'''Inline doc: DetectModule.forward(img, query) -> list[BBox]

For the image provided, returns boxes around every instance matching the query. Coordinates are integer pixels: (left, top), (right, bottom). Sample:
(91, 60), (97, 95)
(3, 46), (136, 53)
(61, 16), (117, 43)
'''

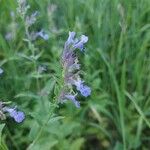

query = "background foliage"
(0, 0), (150, 149)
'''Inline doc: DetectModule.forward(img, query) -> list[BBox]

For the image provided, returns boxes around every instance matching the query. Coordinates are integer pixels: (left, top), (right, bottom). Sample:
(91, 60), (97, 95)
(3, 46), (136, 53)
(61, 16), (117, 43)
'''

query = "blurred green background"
(0, 0), (150, 149)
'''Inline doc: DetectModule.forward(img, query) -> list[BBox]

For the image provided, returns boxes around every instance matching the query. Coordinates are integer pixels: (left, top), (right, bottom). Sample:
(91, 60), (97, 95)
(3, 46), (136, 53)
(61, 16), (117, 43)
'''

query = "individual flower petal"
(73, 79), (84, 89)
(79, 85), (91, 97)
(66, 31), (76, 45)
(74, 79), (91, 97)
(65, 94), (80, 108)
(5, 108), (17, 117)
(14, 111), (25, 123)
(81, 35), (88, 43)
(73, 35), (88, 51)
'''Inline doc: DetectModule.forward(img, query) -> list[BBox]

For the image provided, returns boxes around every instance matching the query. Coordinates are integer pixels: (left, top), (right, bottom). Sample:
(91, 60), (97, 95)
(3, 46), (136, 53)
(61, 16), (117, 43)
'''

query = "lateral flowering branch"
(17, 0), (49, 41)
(0, 69), (25, 123)
(59, 31), (91, 108)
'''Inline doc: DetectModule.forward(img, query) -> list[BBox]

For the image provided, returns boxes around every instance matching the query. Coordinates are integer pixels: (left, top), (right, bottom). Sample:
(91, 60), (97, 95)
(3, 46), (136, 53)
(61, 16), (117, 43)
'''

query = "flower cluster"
(59, 31), (91, 108)
(0, 102), (25, 123)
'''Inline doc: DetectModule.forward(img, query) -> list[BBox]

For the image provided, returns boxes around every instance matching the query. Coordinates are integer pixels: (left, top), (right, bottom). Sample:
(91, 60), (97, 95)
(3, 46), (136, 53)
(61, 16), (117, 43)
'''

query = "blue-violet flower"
(74, 79), (91, 97)
(3, 107), (25, 123)
(65, 94), (80, 108)
(36, 30), (49, 40)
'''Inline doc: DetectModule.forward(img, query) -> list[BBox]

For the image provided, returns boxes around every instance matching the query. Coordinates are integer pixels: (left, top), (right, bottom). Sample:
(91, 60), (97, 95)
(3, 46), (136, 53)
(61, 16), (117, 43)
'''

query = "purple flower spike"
(60, 31), (90, 108)
(65, 94), (80, 108)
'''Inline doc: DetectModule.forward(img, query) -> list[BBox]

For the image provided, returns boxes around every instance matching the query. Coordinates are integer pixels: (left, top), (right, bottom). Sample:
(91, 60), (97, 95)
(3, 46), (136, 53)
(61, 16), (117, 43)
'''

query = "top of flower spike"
(65, 31), (88, 51)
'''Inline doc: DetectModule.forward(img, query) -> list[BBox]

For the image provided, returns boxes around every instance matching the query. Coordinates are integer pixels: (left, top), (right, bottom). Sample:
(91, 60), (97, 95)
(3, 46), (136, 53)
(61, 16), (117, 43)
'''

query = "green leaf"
(70, 138), (85, 150)
(0, 124), (5, 141)
(0, 124), (8, 150)
(113, 141), (123, 150)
